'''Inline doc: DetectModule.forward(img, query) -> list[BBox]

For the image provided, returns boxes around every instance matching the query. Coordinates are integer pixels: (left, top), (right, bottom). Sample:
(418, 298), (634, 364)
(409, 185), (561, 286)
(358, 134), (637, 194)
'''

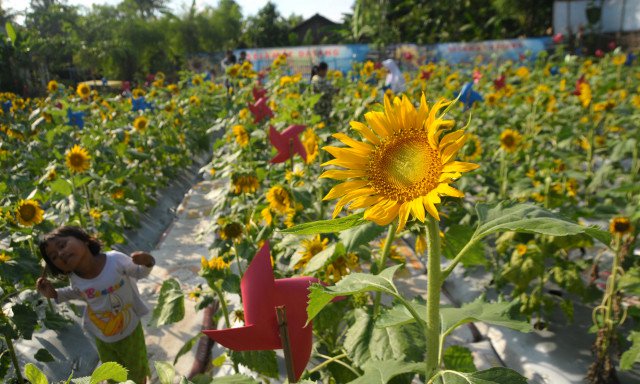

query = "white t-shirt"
(56, 251), (152, 342)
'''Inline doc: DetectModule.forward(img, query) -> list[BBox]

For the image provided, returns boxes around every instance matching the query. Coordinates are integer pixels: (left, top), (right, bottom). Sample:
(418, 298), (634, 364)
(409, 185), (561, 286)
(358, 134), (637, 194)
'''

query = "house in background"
(291, 13), (340, 45)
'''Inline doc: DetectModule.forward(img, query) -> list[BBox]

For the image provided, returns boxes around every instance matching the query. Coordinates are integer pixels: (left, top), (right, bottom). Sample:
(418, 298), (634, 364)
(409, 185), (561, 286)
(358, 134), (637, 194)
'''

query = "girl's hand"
(131, 251), (155, 268)
(36, 278), (58, 299)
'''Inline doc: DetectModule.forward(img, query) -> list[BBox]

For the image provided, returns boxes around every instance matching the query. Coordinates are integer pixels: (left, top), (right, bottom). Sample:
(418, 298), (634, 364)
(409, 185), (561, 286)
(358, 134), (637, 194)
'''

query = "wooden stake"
(276, 306), (296, 383)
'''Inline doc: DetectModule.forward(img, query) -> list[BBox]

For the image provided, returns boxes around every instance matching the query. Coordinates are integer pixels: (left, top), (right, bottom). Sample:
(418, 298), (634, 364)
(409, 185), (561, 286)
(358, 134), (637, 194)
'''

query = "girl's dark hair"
(39, 226), (101, 276)
(318, 62), (328, 71)
(311, 65), (319, 80)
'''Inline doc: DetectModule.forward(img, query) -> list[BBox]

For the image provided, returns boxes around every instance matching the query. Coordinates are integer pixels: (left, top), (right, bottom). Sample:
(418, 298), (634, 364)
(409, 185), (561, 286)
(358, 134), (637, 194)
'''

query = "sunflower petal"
(397, 202), (412, 231)
(436, 183), (464, 198)
(441, 161), (480, 173)
(320, 169), (367, 180)
(350, 121), (380, 145)
(323, 180), (370, 201)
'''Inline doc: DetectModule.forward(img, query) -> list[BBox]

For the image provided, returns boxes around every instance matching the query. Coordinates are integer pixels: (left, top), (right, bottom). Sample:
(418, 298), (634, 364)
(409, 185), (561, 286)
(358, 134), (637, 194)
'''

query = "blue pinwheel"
(131, 96), (153, 112)
(626, 52), (636, 67)
(101, 77), (108, 86)
(458, 82), (483, 110)
(550, 66), (559, 75)
(2, 100), (12, 114)
(67, 108), (85, 129)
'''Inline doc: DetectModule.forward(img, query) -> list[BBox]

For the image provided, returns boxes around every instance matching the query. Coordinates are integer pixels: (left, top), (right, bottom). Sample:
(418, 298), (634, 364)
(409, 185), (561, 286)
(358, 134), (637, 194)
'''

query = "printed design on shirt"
(83, 278), (125, 299)
(87, 293), (132, 337)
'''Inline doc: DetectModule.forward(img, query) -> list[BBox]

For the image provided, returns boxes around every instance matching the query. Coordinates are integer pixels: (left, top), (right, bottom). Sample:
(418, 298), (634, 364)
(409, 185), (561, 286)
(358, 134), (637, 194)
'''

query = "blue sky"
(4, 0), (354, 23)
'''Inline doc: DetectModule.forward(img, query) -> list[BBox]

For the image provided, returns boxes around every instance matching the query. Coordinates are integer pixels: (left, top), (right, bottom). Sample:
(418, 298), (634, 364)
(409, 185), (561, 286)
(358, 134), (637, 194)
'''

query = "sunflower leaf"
(621, 331), (640, 370)
(279, 213), (365, 235)
(307, 265), (402, 323)
(433, 367), (528, 384)
(474, 202), (610, 245)
(346, 358), (423, 384)
(440, 297), (532, 338)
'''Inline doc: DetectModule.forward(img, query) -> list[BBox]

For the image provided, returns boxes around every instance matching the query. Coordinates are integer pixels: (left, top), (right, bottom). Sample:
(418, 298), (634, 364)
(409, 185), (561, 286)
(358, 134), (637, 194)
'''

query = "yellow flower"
(0, 252), (11, 263)
(239, 108), (249, 120)
(227, 64), (241, 77)
(381, 239), (404, 263)
(232, 175), (259, 194)
(609, 217), (633, 236)
(16, 199), (44, 227)
(111, 189), (125, 199)
(167, 84), (179, 95)
(220, 222), (243, 242)
(516, 244), (528, 255)
(515, 66), (530, 79)
(444, 73), (459, 90)
(295, 235), (328, 270)
(415, 233), (427, 255)
(232, 125), (249, 147)
(189, 95), (200, 106)
(579, 137), (591, 150)
(302, 128), (319, 164)
(578, 83), (592, 108)
(76, 83), (90, 99)
(499, 129), (522, 153)
(321, 94), (479, 230)
(461, 134), (482, 161)
(133, 116), (149, 132)
(208, 256), (230, 270)
(630, 95), (640, 109)
(89, 208), (101, 220)
(132, 88), (145, 98)
(65, 145), (91, 173)
(192, 75), (203, 86)
(261, 208), (273, 226)
(47, 80), (59, 93)
(188, 286), (202, 301)
(266, 186), (291, 214)
(485, 93), (500, 106)
(612, 54), (626, 66)
(361, 61), (375, 77)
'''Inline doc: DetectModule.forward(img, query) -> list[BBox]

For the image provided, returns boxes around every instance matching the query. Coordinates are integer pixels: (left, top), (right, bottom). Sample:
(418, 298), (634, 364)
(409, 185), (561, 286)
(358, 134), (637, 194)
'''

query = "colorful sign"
(433, 37), (553, 64)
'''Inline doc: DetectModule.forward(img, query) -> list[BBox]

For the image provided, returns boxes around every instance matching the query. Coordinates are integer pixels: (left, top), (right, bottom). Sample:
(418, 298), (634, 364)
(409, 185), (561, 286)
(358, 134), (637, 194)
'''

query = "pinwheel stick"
(276, 306), (296, 383)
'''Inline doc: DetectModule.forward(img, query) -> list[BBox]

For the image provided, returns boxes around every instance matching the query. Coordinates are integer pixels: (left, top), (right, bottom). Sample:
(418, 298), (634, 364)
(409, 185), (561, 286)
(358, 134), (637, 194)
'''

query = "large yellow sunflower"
(16, 199), (44, 227)
(321, 94), (479, 230)
(65, 145), (91, 173)
(499, 129), (522, 153)
(295, 235), (329, 270)
(232, 125), (249, 147)
(609, 217), (633, 236)
(47, 80), (59, 93)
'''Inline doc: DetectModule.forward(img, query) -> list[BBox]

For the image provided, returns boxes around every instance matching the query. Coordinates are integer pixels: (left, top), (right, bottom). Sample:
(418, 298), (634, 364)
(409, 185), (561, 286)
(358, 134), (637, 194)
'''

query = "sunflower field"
(2, 45), (640, 384)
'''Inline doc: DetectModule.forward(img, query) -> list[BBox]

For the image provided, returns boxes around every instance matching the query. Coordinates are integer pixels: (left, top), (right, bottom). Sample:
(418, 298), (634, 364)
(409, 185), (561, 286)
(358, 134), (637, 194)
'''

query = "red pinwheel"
(420, 70), (432, 81)
(493, 74), (506, 90)
(252, 86), (267, 101)
(269, 125), (307, 164)
(249, 97), (274, 123)
(203, 242), (318, 381)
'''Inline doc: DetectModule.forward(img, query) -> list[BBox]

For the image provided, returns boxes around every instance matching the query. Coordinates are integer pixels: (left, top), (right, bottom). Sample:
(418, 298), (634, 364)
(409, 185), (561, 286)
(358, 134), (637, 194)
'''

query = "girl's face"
(45, 236), (92, 273)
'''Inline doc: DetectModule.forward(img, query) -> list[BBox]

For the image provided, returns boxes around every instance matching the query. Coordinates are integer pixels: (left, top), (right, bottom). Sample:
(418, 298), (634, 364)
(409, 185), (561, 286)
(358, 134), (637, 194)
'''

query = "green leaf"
(5, 22), (16, 46)
(442, 225), (486, 266)
(12, 303), (38, 339)
(443, 346), (476, 373)
(209, 375), (260, 383)
(44, 309), (72, 330)
(173, 334), (203, 365)
(155, 361), (175, 384)
(433, 367), (528, 384)
(307, 265), (402, 322)
(24, 363), (49, 384)
(440, 298), (532, 338)
(150, 278), (185, 327)
(376, 301), (426, 328)
(474, 203), (610, 245)
(35, 348), (55, 362)
(49, 178), (73, 197)
(620, 331), (640, 370)
(230, 350), (278, 379)
(339, 221), (386, 253)
(303, 243), (344, 274)
(619, 267), (640, 296)
(279, 213), (365, 235)
(347, 359), (423, 384)
(90, 362), (128, 384)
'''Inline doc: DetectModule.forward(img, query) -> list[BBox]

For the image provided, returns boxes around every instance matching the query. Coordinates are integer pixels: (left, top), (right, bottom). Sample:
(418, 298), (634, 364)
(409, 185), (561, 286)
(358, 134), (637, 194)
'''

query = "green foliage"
(34, 348), (54, 363)
(150, 278), (185, 327)
(209, 375), (261, 383)
(155, 361), (175, 384)
(433, 367), (528, 384)
(346, 359), (424, 384)
(620, 331), (640, 371)
(443, 346), (476, 373)
(90, 362), (128, 384)
(24, 363), (48, 384)
(280, 213), (365, 235)
(230, 351), (279, 379)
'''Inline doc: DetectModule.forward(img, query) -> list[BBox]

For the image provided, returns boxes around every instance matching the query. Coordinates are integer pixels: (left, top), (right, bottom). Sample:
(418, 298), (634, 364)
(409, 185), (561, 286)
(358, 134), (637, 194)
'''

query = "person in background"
(382, 59), (406, 93)
(238, 51), (251, 65)
(311, 62), (337, 125)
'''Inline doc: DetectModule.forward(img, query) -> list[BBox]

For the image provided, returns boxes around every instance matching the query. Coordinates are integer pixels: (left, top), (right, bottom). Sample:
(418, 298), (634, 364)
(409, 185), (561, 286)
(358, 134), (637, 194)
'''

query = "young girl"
(36, 226), (155, 384)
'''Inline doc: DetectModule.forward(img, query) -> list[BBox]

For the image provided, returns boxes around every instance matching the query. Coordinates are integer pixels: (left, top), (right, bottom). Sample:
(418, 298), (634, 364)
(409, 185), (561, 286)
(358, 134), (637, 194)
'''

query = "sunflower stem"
(373, 221), (397, 318)
(0, 311), (23, 384)
(211, 282), (239, 374)
(425, 215), (442, 381)
(499, 151), (508, 199)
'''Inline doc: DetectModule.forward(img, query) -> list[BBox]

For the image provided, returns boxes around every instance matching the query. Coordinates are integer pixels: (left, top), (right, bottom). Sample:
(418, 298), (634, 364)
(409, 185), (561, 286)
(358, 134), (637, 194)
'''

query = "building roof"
(291, 13), (340, 33)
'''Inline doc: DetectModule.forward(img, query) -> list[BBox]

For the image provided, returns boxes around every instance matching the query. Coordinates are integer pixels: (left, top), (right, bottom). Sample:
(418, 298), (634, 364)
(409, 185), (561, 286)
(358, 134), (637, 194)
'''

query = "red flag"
(203, 242), (317, 381)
